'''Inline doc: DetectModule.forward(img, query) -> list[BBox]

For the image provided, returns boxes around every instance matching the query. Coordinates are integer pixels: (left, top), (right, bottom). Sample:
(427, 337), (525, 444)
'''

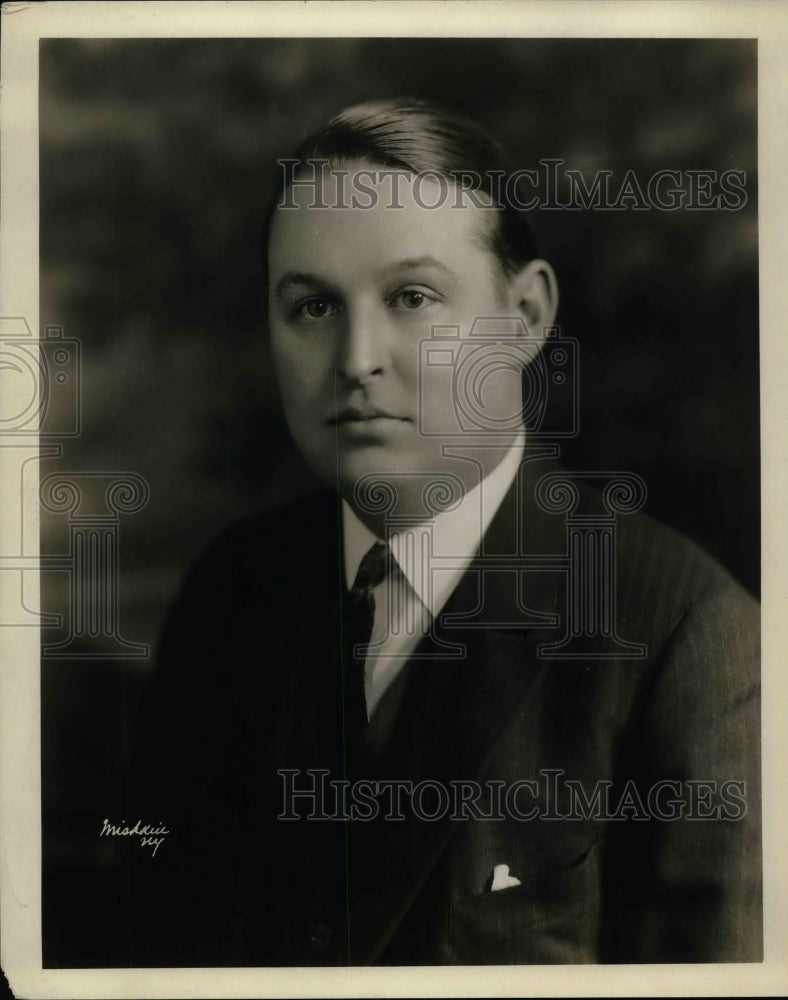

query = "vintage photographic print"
(1, 2), (786, 998)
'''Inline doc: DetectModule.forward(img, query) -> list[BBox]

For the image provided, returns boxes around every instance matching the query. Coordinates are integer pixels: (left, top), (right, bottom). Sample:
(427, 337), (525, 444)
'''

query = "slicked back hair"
(265, 98), (539, 277)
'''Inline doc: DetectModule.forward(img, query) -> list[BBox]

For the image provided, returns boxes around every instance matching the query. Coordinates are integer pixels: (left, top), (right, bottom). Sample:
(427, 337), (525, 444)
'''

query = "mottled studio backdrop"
(39, 38), (758, 965)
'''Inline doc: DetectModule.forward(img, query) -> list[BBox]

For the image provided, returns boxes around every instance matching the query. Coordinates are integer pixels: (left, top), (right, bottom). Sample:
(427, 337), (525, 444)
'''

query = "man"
(130, 100), (761, 965)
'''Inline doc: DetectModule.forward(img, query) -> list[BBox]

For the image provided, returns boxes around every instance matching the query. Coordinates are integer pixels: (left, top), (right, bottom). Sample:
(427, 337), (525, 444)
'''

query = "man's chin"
(302, 439), (482, 512)
(334, 458), (476, 526)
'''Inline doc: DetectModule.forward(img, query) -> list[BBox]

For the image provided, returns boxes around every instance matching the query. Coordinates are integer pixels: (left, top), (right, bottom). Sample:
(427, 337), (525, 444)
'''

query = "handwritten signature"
(100, 818), (169, 856)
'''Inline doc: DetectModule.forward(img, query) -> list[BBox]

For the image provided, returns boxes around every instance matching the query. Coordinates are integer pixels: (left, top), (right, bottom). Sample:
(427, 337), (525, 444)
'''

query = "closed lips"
(331, 409), (409, 423)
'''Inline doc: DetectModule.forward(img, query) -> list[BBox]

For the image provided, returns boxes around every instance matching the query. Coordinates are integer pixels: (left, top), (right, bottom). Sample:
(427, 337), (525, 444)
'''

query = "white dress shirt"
(343, 436), (525, 717)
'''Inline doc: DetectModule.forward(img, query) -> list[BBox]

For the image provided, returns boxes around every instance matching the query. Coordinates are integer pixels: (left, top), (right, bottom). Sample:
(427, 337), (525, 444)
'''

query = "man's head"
(266, 100), (558, 527)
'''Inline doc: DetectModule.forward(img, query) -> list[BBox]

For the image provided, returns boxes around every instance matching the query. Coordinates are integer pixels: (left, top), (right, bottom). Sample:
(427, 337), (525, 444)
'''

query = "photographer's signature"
(100, 818), (169, 856)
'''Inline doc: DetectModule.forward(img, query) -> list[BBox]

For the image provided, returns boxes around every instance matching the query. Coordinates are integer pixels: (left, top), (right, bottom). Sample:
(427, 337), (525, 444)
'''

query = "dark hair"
(265, 98), (539, 275)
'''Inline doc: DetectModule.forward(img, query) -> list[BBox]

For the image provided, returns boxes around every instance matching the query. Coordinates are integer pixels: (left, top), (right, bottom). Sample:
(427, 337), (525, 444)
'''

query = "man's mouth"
(330, 407), (410, 425)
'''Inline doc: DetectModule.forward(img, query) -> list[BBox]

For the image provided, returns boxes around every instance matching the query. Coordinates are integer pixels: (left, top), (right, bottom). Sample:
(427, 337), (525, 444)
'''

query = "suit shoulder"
(170, 489), (340, 604)
(195, 490), (337, 563)
(563, 470), (750, 600)
(617, 504), (750, 604)
(552, 471), (758, 657)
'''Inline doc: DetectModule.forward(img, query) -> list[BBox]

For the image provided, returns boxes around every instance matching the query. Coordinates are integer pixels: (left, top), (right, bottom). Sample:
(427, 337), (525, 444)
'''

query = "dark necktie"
(342, 541), (390, 758)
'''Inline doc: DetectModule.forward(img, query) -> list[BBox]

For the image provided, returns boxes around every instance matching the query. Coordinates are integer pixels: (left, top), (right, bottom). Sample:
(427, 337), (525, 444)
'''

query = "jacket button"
(308, 923), (332, 948)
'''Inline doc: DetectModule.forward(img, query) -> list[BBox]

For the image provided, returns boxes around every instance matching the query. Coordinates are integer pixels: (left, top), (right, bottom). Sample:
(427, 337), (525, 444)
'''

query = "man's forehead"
(268, 164), (498, 275)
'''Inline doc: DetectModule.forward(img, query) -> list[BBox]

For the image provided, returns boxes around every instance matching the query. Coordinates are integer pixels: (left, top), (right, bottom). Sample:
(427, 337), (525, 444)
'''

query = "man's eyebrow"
(387, 256), (455, 277)
(273, 272), (330, 299)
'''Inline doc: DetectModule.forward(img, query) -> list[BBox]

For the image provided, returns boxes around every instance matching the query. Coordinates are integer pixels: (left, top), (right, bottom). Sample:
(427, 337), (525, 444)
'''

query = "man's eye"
(294, 297), (338, 320)
(391, 289), (435, 311)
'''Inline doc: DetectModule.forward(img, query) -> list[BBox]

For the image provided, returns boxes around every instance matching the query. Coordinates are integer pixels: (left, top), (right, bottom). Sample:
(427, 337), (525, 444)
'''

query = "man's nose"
(335, 307), (388, 384)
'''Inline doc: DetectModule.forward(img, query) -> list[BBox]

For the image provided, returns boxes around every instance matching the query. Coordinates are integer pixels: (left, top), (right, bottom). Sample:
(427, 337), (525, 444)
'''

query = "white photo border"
(1, 2), (786, 997)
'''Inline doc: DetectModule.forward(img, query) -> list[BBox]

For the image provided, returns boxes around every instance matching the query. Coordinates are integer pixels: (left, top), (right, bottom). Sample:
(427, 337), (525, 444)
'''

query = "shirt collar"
(342, 434), (525, 616)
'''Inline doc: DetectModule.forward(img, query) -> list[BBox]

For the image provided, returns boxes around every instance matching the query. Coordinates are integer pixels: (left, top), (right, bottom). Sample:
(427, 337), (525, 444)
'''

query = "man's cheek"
(416, 357), (463, 439)
(276, 365), (323, 411)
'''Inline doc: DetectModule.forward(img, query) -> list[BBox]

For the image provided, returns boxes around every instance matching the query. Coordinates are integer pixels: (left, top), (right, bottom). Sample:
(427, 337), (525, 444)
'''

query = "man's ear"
(505, 259), (559, 344)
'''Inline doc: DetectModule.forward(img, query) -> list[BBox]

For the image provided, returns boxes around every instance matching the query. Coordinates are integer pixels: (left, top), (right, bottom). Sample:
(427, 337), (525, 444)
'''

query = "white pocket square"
(490, 863), (522, 891)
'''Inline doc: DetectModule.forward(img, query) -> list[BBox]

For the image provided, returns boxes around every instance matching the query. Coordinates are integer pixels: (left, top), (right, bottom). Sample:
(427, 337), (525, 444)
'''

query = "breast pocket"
(445, 842), (603, 965)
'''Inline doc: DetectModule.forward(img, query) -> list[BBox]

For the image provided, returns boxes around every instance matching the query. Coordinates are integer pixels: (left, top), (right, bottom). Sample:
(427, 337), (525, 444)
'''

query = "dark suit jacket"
(129, 452), (761, 966)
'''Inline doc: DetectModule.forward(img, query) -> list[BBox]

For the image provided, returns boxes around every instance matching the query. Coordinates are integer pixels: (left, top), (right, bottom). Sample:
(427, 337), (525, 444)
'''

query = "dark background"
(39, 38), (758, 966)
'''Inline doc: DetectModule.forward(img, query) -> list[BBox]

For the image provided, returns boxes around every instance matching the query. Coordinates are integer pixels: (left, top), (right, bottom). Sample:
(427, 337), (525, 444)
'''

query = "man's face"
(267, 163), (526, 515)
